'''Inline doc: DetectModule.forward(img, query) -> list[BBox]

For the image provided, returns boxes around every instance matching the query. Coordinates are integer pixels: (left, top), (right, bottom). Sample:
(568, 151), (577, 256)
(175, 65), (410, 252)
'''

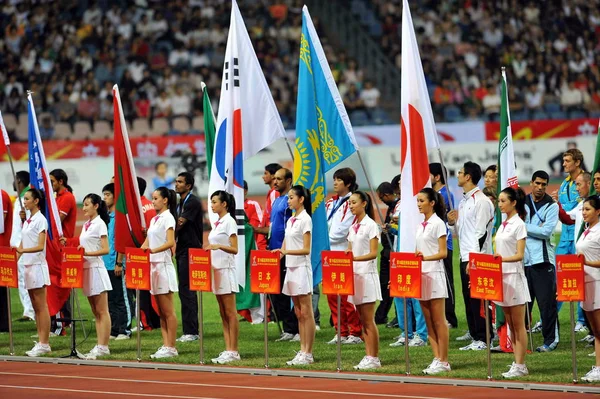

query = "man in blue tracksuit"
(524, 170), (560, 352)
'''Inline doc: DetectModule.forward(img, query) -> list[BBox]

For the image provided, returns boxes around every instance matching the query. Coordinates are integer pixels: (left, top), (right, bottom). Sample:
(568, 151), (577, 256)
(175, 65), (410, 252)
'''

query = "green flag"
(202, 83), (217, 179)
(589, 119), (600, 196)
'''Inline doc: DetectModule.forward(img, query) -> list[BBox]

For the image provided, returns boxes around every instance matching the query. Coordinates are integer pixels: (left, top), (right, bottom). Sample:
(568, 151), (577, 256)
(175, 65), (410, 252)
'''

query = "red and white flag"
(399, 0), (441, 252)
(0, 111), (10, 147)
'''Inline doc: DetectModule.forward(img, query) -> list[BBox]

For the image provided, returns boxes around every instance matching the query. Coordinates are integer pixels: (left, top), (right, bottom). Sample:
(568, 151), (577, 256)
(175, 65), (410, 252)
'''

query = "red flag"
(398, 0), (441, 252)
(113, 85), (145, 253)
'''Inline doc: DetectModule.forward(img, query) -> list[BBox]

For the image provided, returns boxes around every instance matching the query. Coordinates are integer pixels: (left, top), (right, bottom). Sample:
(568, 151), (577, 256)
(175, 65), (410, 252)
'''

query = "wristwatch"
(116, 262), (123, 266)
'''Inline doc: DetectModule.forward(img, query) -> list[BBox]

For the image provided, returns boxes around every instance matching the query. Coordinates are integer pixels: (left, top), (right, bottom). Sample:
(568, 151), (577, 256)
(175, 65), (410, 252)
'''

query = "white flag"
(0, 111), (10, 146)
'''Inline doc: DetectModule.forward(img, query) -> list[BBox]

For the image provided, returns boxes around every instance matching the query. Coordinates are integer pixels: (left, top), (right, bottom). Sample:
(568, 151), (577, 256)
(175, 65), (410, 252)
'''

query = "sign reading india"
(250, 250), (281, 294)
(0, 246), (18, 288)
(556, 254), (584, 302)
(321, 250), (354, 296)
(60, 247), (84, 289)
(125, 247), (150, 290)
(189, 248), (212, 292)
(469, 253), (503, 302)
(389, 252), (422, 298)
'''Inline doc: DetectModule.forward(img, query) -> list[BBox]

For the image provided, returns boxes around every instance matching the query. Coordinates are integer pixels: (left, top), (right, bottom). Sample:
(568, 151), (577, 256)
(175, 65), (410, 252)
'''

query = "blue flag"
(294, 6), (358, 284)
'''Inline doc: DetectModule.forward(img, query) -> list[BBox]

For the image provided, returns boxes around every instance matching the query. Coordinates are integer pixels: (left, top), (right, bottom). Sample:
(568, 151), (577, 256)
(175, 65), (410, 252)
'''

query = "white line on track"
(0, 372), (452, 399)
(0, 385), (219, 399)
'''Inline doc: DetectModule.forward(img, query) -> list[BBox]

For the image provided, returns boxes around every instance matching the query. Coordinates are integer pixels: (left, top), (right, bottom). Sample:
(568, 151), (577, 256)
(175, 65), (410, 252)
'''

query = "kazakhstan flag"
(294, 6), (358, 284)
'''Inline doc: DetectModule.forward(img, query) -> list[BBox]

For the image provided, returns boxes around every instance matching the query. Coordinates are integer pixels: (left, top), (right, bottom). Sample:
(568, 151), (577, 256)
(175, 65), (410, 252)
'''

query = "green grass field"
(0, 246), (596, 384)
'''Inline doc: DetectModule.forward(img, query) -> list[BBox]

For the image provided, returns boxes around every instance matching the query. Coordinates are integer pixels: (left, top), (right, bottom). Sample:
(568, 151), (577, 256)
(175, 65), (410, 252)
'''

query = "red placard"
(60, 247), (84, 289)
(469, 253), (503, 301)
(125, 247), (150, 290)
(249, 250), (281, 294)
(0, 246), (18, 288)
(556, 254), (585, 302)
(321, 250), (354, 296)
(189, 248), (212, 292)
(390, 252), (422, 298)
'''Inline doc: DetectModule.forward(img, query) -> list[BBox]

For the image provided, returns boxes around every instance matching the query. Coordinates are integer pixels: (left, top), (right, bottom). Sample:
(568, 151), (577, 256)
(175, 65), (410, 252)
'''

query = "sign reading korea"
(0, 246), (18, 288)
(556, 254), (585, 302)
(321, 250), (354, 296)
(390, 252), (422, 298)
(125, 247), (150, 290)
(469, 253), (503, 302)
(189, 248), (212, 292)
(249, 250), (281, 294)
(60, 247), (84, 289)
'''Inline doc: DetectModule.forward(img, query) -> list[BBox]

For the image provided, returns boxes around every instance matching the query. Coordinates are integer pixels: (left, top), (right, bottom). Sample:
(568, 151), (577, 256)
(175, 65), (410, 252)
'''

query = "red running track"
(0, 362), (592, 399)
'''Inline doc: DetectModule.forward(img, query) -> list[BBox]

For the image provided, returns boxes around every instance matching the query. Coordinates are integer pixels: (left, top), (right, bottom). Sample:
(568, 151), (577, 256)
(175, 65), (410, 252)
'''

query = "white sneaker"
(459, 340), (486, 351)
(276, 332), (295, 342)
(176, 334), (199, 342)
(582, 366), (600, 382)
(150, 346), (178, 359)
(85, 345), (110, 360)
(26, 342), (51, 357)
(580, 334), (595, 343)
(422, 358), (439, 374)
(390, 335), (406, 347)
(408, 334), (426, 347)
(575, 322), (589, 333)
(211, 351), (241, 364)
(286, 351), (307, 365)
(354, 356), (381, 370)
(588, 352), (596, 357)
(456, 331), (472, 341)
(291, 333), (301, 342)
(343, 335), (363, 345)
(529, 321), (542, 333)
(315, 325), (321, 331)
(425, 360), (451, 375)
(115, 334), (130, 341)
(287, 352), (314, 366)
(502, 362), (529, 379)
(327, 335), (349, 345)
(109, 335), (117, 340)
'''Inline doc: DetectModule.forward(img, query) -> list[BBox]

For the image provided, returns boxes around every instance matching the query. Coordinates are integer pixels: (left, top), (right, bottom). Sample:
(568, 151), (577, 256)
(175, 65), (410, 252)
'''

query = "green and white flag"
(589, 119), (600, 197)
(202, 82), (216, 179)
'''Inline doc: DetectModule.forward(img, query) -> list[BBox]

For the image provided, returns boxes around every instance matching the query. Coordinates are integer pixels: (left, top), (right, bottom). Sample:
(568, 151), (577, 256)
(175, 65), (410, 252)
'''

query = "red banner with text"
(0, 246), (18, 288)
(249, 250), (281, 294)
(60, 247), (84, 289)
(389, 252), (422, 298)
(189, 248), (212, 292)
(556, 254), (585, 302)
(125, 247), (151, 290)
(469, 253), (503, 302)
(321, 251), (354, 296)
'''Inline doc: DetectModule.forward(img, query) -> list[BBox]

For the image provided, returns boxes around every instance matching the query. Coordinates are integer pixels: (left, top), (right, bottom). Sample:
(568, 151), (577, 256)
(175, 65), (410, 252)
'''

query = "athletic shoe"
(211, 351), (241, 364)
(588, 352), (596, 357)
(528, 321), (542, 333)
(408, 334), (426, 347)
(459, 340), (486, 351)
(327, 335), (349, 345)
(85, 345), (110, 360)
(535, 344), (555, 353)
(502, 362), (529, 379)
(575, 322), (589, 333)
(580, 334), (595, 343)
(287, 352), (314, 366)
(291, 333), (301, 342)
(150, 346), (178, 359)
(386, 318), (399, 328)
(582, 366), (600, 382)
(115, 334), (130, 341)
(315, 325), (321, 331)
(390, 335), (406, 347)
(276, 332), (295, 342)
(176, 334), (199, 342)
(425, 360), (451, 375)
(490, 344), (503, 352)
(422, 358), (439, 374)
(353, 356), (381, 370)
(109, 335), (117, 340)
(456, 331), (472, 341)
(343, 335), (363, 345)
(26, 342), (51, 357)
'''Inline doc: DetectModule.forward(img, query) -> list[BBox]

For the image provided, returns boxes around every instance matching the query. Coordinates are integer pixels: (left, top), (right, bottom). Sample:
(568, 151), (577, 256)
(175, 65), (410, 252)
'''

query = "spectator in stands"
(344, 84), (364, 114)
(433, 80), (452, 119)
(135, 92), (152, 119)
(5, 88), (23, 120)
(171, 86), (192, 119)
(77, 91), (100, 128)
(482, 85), (501, 121)
(154, 90), (172, 118)
(525, 84), (544, 114)
(360, 81), (381, 120)
(38, 115), (55, 140)
(53, 92), (77, 127)
(561, 81), (588, 113)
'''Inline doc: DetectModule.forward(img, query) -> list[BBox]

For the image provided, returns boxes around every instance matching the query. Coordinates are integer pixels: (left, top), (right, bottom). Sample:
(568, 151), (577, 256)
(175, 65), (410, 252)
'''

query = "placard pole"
(263, 294), (269, 368)
(569, 302), (578, 383)
(7, 288), (13, 355)
(199, 291), (204, 364)
(525, 303), (534, 353)
(136, 289), (141, 362)
(403, 298), (410, 375)
(336, 294), (342, 371)
(485, 299), (492, 380)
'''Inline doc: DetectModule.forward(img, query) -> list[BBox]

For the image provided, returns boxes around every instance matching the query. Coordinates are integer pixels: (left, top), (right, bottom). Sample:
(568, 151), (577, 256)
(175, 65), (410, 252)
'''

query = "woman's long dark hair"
(50, 169), (73, 193)
(419, 187), (446, 220)
(501, 187), (526, 220)
(211, 190), (236, 219)
(28, 187), (46, 216)
(155, 187), (178, 217)
(83, 193), (110, 226)
(290, 185), (312, 217)
(353, 190), (374, 219)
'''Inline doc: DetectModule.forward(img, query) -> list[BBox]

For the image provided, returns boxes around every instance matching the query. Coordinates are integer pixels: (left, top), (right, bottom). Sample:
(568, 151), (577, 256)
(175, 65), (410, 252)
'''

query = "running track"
(0, 362), (593, 399)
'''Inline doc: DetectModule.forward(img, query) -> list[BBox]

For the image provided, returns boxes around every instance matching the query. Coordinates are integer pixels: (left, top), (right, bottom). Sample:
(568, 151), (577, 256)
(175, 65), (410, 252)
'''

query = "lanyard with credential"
(178, 193), (191, 217)
(327, 196), (349, 221)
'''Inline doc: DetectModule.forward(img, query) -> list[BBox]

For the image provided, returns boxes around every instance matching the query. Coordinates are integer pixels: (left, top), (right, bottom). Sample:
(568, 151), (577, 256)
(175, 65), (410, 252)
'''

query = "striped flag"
(590, 119), (600, 196)
(202, 82), (217, 178)
(0, 111), (9, 147)
(113, 85), (146, 253)
(399, 0), (440, 252)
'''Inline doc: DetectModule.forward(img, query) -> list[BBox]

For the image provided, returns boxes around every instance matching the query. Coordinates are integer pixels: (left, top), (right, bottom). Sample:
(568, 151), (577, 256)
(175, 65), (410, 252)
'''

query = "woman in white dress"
(415, 188), (450, 375)
(494, 187), (530, 379)
(207, 191), (240, 365)
(141, 187), (179, 359)
(578, 196), (600, 382)
(273, 185), (315, 366)
(347, 191), (381, 370)
(15, 188), (51, 357)
(60, 193), (111, 360)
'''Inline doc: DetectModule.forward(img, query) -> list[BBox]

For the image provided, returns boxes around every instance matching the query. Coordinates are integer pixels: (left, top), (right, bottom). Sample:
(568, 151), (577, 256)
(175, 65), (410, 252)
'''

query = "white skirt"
(494, 272), (531, 308)
(83, 266), (113, 297)
(282, 266), (313, 296)
(24, 263), (51, 290)
(583, 280), (600, 311)
(212, 267), (238, 295)
(349, 273), (382, 306)
(420, 271), (448, 301)
(150, 262), (179, 295)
